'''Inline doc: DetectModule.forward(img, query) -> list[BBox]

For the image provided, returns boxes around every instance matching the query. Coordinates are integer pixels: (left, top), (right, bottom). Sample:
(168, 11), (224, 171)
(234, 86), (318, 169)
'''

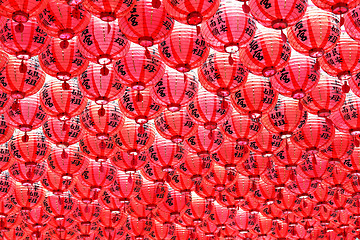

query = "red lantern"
(111, 150), (147, 173)
(291, 113), (335, 154)
(249, 127), (285, 157)
(274, 189), (301, 214)
(40, 78), (88, 121)
(239, 28), (291, 77)
(327, 192), (354, 212)
(311, 0), (360, 15)
(0, 196), (19, 218)
(183, 195), (211, 225)
(11, 182), (45, 212)
(80, 160), (117, 192)
(37, 0), (90, 43)
(344, 5), (360, 42)
(71, 179), (98, 204)
(47, 145), (89, 180)
(0, 91), (12, 114)
(231, 74), (278, 119)
(47, 216), (76, 233)
(240, 195), (263, 214)
(157, 188), (190, 218)
(9, 129), (50, 165)
(271, 139), (308, 169)
(195, 181), (217, 202)
(151, 68), (198, 112)
(107, 171), (142, 203)
(296, 155), (331, 183)
(285, 173), (317, 198)
(236, 153), (269, 181)
(253, 179), (278, 205)
(167, 170), (195, 194)
(80, 135), (117, 162)
(72, 202), (101, 225)
(159, 24), (209, 72)
(77, 17), (130, 69)
(301, 73), (345, 117)
(261, 204), (284, 221)
(0, 172), (14, 200)
(119, 0), (174, 47)
(98, 189), (125, 214)
(340, 148), (360, 176)
(225, 174), (251, 203)
(207, 204), (234, 230)
(0, 116), (14, 145)
(203, 164), (238, 191)
(127, 198), (152, 220)
(9, 161), (47, 186)
(294, 199), (320, 221)
(249, 0), (307, 29)
(309, 183), (335, 206)
(41, 170), (73, 194)
(148, 221), (174, 240)
(83, 0), (135, 21)
(42, 117), (83, 148)
(323, 164), (352, 190)
(148, 137), (186, 172)
(134, 178), (168, 210)
(98, 209), (127, 232)
(124, 216), (153, 239)
(178, 153), (213, 182)
(197, 220), (218, 237)
(22, 206), (50, 229)
(200, 1), (257, 55)
(0, 213), (22, 233)
(80, 102), (124, 140)
(261, 161), (291, 190)
(0, 19), (50, 61)
(287, 7), (341, 58)
(39, 38), (89, 84)
(227, 209), (257, 234)
(155, 109), (198, 144)
(0, 143), (14, 173)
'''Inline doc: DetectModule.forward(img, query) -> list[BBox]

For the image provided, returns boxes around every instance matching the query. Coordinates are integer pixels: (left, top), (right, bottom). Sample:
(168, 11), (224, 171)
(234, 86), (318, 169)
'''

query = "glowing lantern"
(141, 161), (168, 184)
(296, 155), (331, 183)
(311, 0), (360, 15)
(309, 183), (335, 206)
(285, 173), (318, 198)
(207, 204), (234, 230)
(183, 195), (211, 225)
(98, 189), (124, 214)
(0, 143), (14, 173)
(344, 5), (360, 42)
(261, 161), (291, 190)
(21, 206), (50, 230)
(274, 189), (301, 214)
(253, 179), (278, 205)
(167, 170), (195, 194)
(124, 216), (154, 239)
(0, 116), (14, 145)
(71, 180), (99, 204)
(195, 181), (217, 202)
(157, 189), (191, 218)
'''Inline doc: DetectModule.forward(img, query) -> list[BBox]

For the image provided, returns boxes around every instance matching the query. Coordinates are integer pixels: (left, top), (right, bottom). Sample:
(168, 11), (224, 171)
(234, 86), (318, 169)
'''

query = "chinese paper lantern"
(262, 96), (305, 139)
(0, 91), (12, 114)
(311, 0), (360, 15)
(0, 213), (22, 233)
(119, 0), (174, 47)
(195, 181), (217, 202)
(47, 216), (76, 233)
(0, 19), (50, 61)
(98, 209), (127, 232)
(80, 135), (117, 162)
(207, 204), (234, 230)
(80, 160), (117, 192)
(98, 189), (124, 214)
(42, 117), (83, 148)
(118, 88), (164, 129)
(83, 0), (135, 22)
(249, 127), (285, 157)
(134, 178), (168, 210)
(41, 170), (73, 194)
(341, 148), (360, 176)
(309, 183), (335, 206)
(151, 68), (198, 112)
(72, 202), (101, 225)
(111, 150), (147, 174)
(249, 0), (307, 29)
(261, 204), (284, 221)
(294, 199), (320, 220)
(183, 195), (211, 224)
(0, 172), (14, 200)
(274, 189), (301, 214)
(203, 164), (238, 191)
(9, 129), (50, 165)
(40, 78), (87, 121)
(148, 137), (186, 172)
(231, 74), (278, 119)
(0, 57), (45, 99)
(0, 143), (14, 173)
(261, 160), (291, 190)
(77, 17), (130, 71)
(327, 192), (354, 212)
(330, 93), (360, 135)
(285, 173), (317, 198)
(37, 0), (90, 44)
(0, 116), (14, 145)
(9, 161), (46, 186)
(0, 196), (19, 218)
(154, 109), (197, 144)
(71, 179), (98, 204)
(240, 196), (264, 215)
(185, 126), (223, 158)
(253, 179), (278, 205)
(148, 221), (174, 240)
(47, 145), (89, 180)
(157, 188), (190, 217)
(287, 7), (341, 58)
(198, 52), (248, 101)
(236, 153), (269, 181)
(227, 209), (257, 234)
(323, 165), (351, 191)
(39, 38), (89, 85)
(159, 24), (210, 72)
(80, 102), (124, 140)
(239, 28), (291, 77)
(127, 198), (152, 220)
(167, 170), (195, 194)
(291, 113), (335, 154)
(11, 182), (45, 212)
(225, 174), (251, 203)
(0, 50), (8, 73)
(124, 216), (153, 239)
(22, 206), (50, 229)
(201, 0), (257, 56)
(101, 226), (127, 240)
(271, 139), (308, 169)
(2, 223), (28, 240)
(301, 73), (345, 117)
(198, 220), (218, 237)
(296, 155), (331, 183)
(107, 171), (142, 203)
(178, 153), (213, 182)
(344, 5), (360, 42)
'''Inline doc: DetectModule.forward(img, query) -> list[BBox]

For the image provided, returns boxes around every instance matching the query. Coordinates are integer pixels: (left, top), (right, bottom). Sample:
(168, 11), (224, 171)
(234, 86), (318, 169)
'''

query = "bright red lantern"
(287, 7), (341, 58)
(167, 170), (195, 194)
(340, 148), (360, 176)
(142, 161), (168, 185)
(195, 181), (217, 202)
(183, 195), (211, 225)
(178, 153), (213, 182)
(236, 153), (269, 181)
(261, 203), (284, 221)
(249, 127), (285, 157)
(311, 0), (360, 14)
(157, 188), (190, 217)
(98, 209), (127, 232)
(37, 0), (90, 43)
(159, 24), (210, 72)
(39, 38), (89, 85)
(301, 73), (344, 118)
(47, 145), (89, 180)
(211, 140), (249, 170)
(0, 19), (50, 61)
(41, 170), (73, 194)
(344, 5), (360, 42)
(107, 171), (142, 204)
(0, 143), (14, 173)
(201, 1), (257, 55)
(204, 164), (238, 191)
(127, 198), (151, 220)
(239, 28), (291, 77)
(225, 174), (251, 204)
(80, 160), (117, 192)
(42, 117), (83, 148)
(111, 150), (147, 174)
(0, 196), (19, 218)
(296, 155), (331, 183)
(240, 195), (263, 215)
(207, 204), (234, 230)
(148, 221), (174, 240)
(71, 180), (98, 204)
(22, 206), (50, 229)
(119, 0), (174, 47)
(274, 189), (301, 214)
(72, 202), (101, 225)
(261, 160), (291, 190)
(291, 113), (335, 154)
(0, 116), (14, 145)
(0, 172), (13, 200)
(0, 91), (12, 114)
(11, 182), (45, 212)
(253, 179), (278, 205)
(323, 164), (352, 190)
(124, 216), (153, 239)
(80, 102), (124, 140)
(9, 161), (46, 186)
(309, 183), (335, 206)
(227, 209), (257, 234)
(151, 68), (198, 112)
(231, 74), (278, 119)
(134, 178), (168, 210)
(285, 173), (318, 198)
(155, 109), (198, 144)
(271, 139), (308, 169)
(80, 135), (117, 162)
(198, 220), (218, 238)
(83, 0), (135, 21)
(98, 189), (124, 214)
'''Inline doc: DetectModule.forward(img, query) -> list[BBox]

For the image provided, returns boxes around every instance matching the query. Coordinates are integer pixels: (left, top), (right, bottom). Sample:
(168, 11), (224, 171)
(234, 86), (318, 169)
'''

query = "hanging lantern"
(9, 161), (47, 186)
(204, 164), (238, 191)
(148, 221), (175, 240)
(157, 188), (191, 218)
(134, 178), (168, 210)
(127, 198), (153, 220)
(83, 0), (135, 21)
(271, 139), (308, 169)
(119, 0), (174, 47)
(72, 202), (102, 226)
(80, 135), (117, 162)
(274, 189), (301, 214)
(22, 206), (51, 229)
(111, 150), (147, 173)
(231, 74), (278, 119)
(107, 171), (142, 204)
(125, 216), (154, 239)
(327, 193), (353, 212)
(198, 220), (218, 237)
(287, 7), (341, 58)
(167, 170), (195, 194)
(195, 181), (217, 202)
(225, 174), (251, 204)
(0, 19), (50, 61)
(207, 204), (234, 230)
(261, 160), (291, 190)
(0, 116), (14, 145)
(148, 137), (186, 172)
(0, 213), (22, 233)
(71, 179), (99, 204)
(42, 117), (83, 148)
(311, 0), (359, 15)
(118, 88), (164, 130)
(47, 145), (89, 180)
(253, 179), (278, 205)
(291, 113), (335, 154)
(9, 129), (50, 166)
(41, 170), (73, 194)
(249, 127), (285, 157)
(40, 78), (87, 121)
(178, 153), (213, 182)
(270, 52), (320, 100)
(201, 0), (257, 56)
(159, 24), (209, 72)
(301, 73), (344, 117)
(344, 5), (360, 42)
(151, 68), (198, 112)
(0, 51), (8, 74)
(47, 215), (76, 233)
(296, 155), (331, 183)
(10, 182), (45, 212)
(2, 223), (28, 240)
(39, 38), (89, 86)
(98, 209), (127, 233)
(261, 203), (284, 221)
(98, 189), (125, 214)
(0, 143), (14, 173)
(0, 172), (14, 200)
(80, 160), (117, 192)
(262, 96), (305, 139)
(37, 0), (90, 44)
(0, 196), (19, 218)
(239, 28), (291, 77)
(80, 102), (124, 140)
(183, 195), (211, 225)
(211, 140), (249, 170)
(240, 198), (265, 217)
(155, 109), (198, 144)
(285, 173), (318, 198)
(77, 16), (130, 71)
(340, 148), (360, 176)
(249, 0), (307, 29)
(0, 91), (12, 114)
(236, 153), (269, 181)
(323, 165), (352, 191)
(198, 52), (248, 101)
(309, 183), (335, 206)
